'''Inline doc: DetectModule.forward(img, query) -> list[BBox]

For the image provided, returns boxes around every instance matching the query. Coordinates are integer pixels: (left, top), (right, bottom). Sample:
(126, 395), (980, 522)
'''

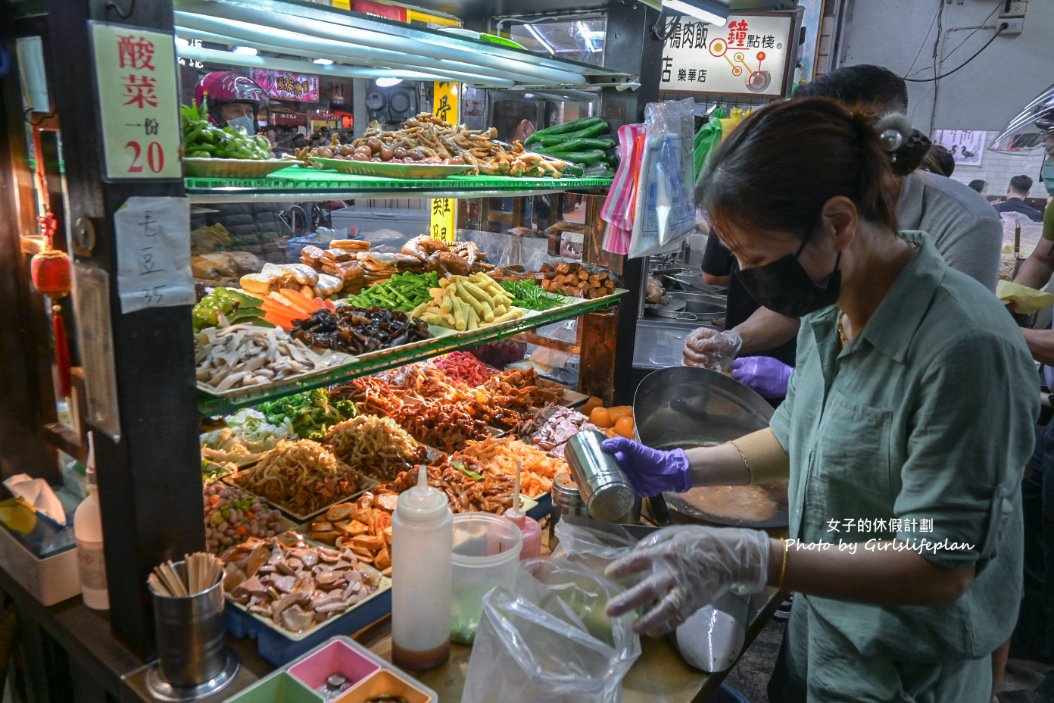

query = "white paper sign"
(115, 196), (194, 314)
(90, 22), (181, 180)
(660, 14), (795, 97)
(932, 129), (987, 167)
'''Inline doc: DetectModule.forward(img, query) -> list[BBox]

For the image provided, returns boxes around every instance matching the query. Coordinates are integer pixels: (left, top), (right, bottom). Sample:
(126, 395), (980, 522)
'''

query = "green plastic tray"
(184, 166), (613, 194)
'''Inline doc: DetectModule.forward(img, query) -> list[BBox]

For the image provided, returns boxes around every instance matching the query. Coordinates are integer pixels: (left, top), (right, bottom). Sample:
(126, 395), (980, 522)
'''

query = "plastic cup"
(450, 513), (522, 644)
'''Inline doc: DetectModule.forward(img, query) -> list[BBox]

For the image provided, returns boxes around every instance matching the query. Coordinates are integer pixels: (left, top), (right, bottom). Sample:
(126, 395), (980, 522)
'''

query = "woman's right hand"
(601, 438), (692, 496)
(683, 328), (743, 370)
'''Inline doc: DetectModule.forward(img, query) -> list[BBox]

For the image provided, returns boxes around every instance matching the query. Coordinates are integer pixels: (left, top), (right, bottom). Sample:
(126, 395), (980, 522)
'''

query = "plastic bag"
(693, 108), (725, 181)
(601, 123), (646, 232)
(551, 517), (640, 578)
(461, 558), (642, 703)
(628, 99), (697, 258)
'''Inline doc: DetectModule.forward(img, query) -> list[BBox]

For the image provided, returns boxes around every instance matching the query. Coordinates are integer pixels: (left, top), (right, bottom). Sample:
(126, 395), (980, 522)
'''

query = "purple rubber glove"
(731, 356), (793, 399)
(601, 437), (692, 496)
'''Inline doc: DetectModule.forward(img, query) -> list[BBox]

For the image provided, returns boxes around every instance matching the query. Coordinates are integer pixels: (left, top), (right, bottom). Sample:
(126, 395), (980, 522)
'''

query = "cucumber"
(532, 122), (611, 147)
(559, 162), (585, 177)
(545, 137), (616, 152)
(536, 148), (607, 166)
(524, 116), (605, 145)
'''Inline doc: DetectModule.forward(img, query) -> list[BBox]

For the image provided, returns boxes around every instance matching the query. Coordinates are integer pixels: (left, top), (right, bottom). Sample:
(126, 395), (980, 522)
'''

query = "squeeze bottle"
(74, 432), (109, 610)
(391, 466), (452, 670)
(505, 461), (542, 560)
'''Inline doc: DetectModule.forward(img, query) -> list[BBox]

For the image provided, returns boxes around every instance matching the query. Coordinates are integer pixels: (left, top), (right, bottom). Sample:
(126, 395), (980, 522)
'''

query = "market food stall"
(0, 0), (788, 701)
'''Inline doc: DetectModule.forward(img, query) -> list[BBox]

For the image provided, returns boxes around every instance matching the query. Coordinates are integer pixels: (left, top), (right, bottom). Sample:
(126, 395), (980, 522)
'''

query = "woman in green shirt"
(602, 98), (1038, 701)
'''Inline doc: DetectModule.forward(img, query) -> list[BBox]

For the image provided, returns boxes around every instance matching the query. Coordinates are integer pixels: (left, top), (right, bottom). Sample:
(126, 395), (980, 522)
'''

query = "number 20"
(126, 140), (165, 174)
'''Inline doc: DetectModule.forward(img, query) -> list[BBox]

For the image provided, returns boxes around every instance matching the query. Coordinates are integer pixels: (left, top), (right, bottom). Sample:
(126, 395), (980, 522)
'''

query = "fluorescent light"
(576, 21), (598, 53)
(313, 58), (334, 65)
(525, 24), (556, 54)
(662, 0), (728, 26)
(232, 45), (258, 56)
(523, 93), (535, 99)
(175, 36), (190, 47)
(375, 77), (403, 87)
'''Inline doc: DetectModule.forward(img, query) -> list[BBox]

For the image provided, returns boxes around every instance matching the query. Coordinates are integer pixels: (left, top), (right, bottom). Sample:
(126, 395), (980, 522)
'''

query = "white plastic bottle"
(74, 433), (109, 610)
(391, 466), (452, 670)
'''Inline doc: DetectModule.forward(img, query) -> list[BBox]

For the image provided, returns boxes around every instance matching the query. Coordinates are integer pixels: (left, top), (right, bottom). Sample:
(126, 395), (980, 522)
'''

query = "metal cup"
(564, 430), (636, 523)
(549, 472), (586, 549)
(150, 561), (229, 689)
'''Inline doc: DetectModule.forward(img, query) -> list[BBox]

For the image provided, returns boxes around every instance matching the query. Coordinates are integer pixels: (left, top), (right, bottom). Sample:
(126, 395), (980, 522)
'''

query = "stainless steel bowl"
(633, 367), (787, 528)
(633, 366), (773, 450)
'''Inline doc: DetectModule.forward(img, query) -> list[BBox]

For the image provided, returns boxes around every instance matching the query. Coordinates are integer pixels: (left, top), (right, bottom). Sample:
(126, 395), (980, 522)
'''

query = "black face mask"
(734, 237), (841, 318)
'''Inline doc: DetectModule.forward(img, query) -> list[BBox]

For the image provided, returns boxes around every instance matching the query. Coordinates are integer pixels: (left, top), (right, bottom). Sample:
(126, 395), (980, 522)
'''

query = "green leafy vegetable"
(498, 279), (566, 311)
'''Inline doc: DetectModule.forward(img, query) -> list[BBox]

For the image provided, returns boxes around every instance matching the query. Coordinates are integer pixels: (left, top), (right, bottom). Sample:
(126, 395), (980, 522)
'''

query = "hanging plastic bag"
(601, 123), (646, 233)
(461, 558), (642, 703)
(693, 108), (725, 181)
(628, 99), (697, 258)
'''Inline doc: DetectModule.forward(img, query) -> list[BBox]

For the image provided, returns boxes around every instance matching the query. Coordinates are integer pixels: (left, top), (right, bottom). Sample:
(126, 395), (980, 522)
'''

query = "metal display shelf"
(173, 0), (638, 89)
(184, 168), (614, 203)
(197, 291), (625, 416)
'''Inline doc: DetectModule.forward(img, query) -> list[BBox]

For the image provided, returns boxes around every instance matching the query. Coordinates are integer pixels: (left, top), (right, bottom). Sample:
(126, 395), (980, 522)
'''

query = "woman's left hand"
(605, 525), (772, 637)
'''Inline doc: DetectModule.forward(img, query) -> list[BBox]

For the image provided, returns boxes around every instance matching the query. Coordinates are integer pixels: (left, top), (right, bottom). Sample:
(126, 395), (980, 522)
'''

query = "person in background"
(689, 65), (1002, 398)
(603, 98), (1037, 703)
(970, 179), (989, 196)
(996, 175), (1045, 222)
(1008, 128), (1054, 684)
(193, 70), (268, 134)
(192, 71), (284, 243)
(921, 144), (956, 177)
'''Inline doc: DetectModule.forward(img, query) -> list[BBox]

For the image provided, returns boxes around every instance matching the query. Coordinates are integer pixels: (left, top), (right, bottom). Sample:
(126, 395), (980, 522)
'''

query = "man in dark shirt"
(701, 235), (797, 366)
(995, 175), (1045, 222)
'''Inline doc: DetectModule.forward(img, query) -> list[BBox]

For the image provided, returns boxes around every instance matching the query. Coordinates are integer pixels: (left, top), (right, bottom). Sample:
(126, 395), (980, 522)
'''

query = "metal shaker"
(564, 430), (636, 522)
(549, 472), (586, 549)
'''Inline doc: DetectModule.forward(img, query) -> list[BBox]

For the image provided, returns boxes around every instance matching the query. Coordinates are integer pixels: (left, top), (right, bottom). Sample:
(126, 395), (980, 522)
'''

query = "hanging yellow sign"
(406, 9), (461, 26)
(429, 81), (460, 243)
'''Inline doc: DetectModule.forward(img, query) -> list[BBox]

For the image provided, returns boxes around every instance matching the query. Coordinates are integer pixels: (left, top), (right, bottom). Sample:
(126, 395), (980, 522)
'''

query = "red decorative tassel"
(52, 306), (71, 398)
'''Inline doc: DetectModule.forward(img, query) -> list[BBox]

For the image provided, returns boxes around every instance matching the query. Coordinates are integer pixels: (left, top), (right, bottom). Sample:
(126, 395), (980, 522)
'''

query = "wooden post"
(47, 0), (204, 656)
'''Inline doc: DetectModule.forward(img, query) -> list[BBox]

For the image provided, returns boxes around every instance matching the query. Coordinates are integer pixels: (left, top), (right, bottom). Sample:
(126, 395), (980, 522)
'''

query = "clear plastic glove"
(601, 438), (691, 496)
(731, 356), (793, 399)
(682, 328), (743, 371)
(604, 526), (772, 638)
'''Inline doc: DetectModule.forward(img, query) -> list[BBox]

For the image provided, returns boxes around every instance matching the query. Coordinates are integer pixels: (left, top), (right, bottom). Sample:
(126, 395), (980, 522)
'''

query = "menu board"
(660, 13), (798, 98)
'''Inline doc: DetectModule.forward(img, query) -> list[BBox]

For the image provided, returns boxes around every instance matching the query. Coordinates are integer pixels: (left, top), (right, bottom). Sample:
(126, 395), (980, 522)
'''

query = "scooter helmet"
(193, 71), (268, 127)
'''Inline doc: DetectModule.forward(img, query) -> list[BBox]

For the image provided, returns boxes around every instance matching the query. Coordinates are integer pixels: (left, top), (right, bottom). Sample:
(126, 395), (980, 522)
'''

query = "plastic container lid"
(395, 466), (449, 523)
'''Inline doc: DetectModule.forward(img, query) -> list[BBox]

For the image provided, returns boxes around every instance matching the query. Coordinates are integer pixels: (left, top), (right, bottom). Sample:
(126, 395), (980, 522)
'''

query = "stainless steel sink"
(646, 291), (726, 323)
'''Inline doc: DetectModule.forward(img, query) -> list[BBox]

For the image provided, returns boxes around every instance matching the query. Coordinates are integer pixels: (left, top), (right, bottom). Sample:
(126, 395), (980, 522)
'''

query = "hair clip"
(879, 129), (904, 154)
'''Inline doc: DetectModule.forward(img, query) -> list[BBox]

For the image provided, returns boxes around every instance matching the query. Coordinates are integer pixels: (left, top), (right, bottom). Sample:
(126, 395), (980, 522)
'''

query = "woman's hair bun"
(874, 113), (931, 176)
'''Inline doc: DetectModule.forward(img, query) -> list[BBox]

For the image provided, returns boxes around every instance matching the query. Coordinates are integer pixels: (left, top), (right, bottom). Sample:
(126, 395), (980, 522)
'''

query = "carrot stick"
(279, 289), (323, 314)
